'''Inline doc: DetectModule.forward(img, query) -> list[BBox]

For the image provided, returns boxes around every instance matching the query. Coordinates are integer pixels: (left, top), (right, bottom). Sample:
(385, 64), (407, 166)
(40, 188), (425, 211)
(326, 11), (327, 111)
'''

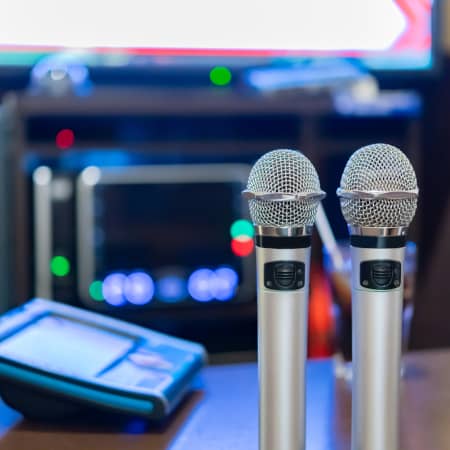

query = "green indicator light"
(89, 281), (104, 301)
(230, 219), (254, 239)
(210, 66), (232, 86)
(50, 256), (70, 277)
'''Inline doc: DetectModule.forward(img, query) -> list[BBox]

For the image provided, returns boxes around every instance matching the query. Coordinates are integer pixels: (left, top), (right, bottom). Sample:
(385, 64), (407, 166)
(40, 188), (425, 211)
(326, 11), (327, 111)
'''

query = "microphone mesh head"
(339, 144), (418, 227)
(247, 149), (322, 226)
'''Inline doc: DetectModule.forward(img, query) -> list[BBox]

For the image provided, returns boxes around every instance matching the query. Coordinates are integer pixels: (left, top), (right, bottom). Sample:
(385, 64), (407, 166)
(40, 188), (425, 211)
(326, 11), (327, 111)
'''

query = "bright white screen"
(0, 0), (407, 51)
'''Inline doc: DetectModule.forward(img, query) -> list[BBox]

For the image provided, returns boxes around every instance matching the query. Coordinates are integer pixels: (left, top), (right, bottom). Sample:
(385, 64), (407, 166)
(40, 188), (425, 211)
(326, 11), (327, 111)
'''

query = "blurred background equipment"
(39, 163), (253, 310)
(30, 155), (256, 352)
(0, 0), (444, 356)
(0, 86), (422, 354)
(0, 299), (206, 420)
(0, 0), (437, 76)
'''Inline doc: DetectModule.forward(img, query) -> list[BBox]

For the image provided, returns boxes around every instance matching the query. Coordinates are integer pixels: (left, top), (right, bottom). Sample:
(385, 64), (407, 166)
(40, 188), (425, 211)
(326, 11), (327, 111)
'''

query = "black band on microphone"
(255, 235), (311, 249)
(350, 235), (406, 249)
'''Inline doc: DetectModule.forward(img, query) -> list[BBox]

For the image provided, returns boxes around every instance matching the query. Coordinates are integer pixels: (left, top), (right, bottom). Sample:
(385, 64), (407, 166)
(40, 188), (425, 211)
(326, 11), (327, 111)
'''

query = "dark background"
(0, 4), (450, 354)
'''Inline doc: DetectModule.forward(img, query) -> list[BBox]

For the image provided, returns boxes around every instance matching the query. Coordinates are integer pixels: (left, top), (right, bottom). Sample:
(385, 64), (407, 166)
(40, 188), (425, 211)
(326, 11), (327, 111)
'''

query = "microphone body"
(256, 243), (310, 450)
(337, 143), (418, 450)
(351, 240), (405, 450)
(243, 149), (325, 450)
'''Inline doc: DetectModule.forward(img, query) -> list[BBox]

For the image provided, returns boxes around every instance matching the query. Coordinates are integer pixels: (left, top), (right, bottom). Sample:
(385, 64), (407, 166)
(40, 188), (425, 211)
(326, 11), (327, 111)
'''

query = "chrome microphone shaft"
(257, 242), (310, 450)
(351, 242), (405, 450)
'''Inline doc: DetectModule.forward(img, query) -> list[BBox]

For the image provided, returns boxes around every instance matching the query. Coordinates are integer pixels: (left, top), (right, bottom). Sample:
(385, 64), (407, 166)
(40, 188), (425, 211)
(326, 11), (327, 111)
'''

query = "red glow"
(56, 129), (75, 150)
(393, 0), (431, 51)
(308, 265), (335, 358)
(231, 236), (254, 257)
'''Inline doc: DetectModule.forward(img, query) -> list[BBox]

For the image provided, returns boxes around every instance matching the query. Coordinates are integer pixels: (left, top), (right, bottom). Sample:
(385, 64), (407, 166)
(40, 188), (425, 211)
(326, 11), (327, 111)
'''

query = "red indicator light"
(56, 129), (75, 150)
(231, 236), (254, 257)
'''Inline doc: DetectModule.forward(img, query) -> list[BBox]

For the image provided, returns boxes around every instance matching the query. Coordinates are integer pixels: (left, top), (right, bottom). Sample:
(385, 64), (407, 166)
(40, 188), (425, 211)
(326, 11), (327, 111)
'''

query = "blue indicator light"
(102, 273), (127, 306)
(124, 418), (149, 434)
(211, 267), (239, 301)
(157, 276), (187, 303)
(188, 269), (215, 302)
(124, 272), (154, 305)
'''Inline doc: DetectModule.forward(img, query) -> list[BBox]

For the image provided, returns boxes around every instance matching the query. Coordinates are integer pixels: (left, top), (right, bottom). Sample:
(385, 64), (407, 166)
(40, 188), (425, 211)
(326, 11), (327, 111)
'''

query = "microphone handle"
(256, 246), (311, 450)
(351, 245), (405, 450)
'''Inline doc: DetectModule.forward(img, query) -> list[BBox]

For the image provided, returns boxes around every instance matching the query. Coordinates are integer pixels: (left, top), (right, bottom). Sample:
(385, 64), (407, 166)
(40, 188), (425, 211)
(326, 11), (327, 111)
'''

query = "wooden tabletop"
(0, 349), (449, 450)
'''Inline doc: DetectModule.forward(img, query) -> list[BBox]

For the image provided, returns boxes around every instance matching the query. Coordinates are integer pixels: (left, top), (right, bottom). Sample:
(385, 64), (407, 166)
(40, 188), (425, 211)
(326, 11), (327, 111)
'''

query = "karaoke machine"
(33, 163), (255, 311)
(0, 88), (420, 351)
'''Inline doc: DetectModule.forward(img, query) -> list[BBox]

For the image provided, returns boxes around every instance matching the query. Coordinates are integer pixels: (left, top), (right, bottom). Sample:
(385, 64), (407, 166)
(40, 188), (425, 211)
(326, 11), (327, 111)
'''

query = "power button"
(264, 261), (305, 291)
(360, 260), (402, 290)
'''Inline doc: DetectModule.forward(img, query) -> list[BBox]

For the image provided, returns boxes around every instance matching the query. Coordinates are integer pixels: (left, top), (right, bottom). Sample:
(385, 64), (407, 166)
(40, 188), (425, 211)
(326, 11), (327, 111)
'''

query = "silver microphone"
(243, 149), (325, 450)
(337, 143), (418, 450)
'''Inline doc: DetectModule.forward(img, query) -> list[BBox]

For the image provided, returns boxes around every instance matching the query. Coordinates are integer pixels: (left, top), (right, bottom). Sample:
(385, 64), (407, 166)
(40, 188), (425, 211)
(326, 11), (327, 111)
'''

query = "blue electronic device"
(0, 299), (207, 420)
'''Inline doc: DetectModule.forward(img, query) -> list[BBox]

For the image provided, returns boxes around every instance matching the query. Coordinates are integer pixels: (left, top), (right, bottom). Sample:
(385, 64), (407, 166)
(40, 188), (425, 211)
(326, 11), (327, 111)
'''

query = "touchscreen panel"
(0, 315), (136, 377)
(95, 182), (243, 270)
(89, 181), (251, 306)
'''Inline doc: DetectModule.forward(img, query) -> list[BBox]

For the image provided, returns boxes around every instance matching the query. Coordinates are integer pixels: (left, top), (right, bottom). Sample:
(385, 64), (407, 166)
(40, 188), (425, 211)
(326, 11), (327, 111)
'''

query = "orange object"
(308, 264), (335, 358)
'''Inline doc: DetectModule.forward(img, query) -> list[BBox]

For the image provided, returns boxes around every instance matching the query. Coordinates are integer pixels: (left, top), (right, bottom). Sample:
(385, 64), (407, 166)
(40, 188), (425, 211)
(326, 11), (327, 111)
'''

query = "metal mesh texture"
(247, 149), (322, 226)
(339, 144), (418, 227)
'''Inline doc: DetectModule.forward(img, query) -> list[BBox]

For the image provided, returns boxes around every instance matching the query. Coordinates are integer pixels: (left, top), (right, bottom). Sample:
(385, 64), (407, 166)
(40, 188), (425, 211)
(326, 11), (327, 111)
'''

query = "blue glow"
(29, 54), (92, 97)
(211, 267), (239, 301)
(157, 276), (187, 303)
(188, 269), (215, 302)
(60, 150), (132, 170)
(102, 273), (127, 306)
(124, 418), (149, 434)
(124, 272), (154, 305)
(0, 362), (153, 415)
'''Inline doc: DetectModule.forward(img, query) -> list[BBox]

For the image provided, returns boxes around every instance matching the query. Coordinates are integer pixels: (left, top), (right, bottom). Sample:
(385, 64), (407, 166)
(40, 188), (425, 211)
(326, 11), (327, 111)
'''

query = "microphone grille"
(339, 144), (418, 227)
(247, 149), (322, 227)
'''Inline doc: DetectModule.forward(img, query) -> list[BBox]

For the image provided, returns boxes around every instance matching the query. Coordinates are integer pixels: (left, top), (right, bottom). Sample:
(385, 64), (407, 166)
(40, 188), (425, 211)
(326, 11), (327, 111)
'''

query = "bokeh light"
(56, 129), (75, 150)
(209, 66), (232, 86)
(211, 267), (239, 301)
(123, 272), (154, 305)
(231, 236), (254, 257)
(157, 276), (187, 303)
(50, 256), (70, 277)
(188, 269), (215, 302)
(102, 273), (127, 306)
(89, 280), (104, 301)
(230, 219), (254, 239)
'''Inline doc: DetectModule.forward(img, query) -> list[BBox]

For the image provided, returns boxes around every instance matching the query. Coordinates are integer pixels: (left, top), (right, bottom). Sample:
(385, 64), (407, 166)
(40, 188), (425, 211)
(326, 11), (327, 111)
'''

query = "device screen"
(0, 315), (136, 377)
(90, 181), (251, 305)
(96, 182), (243, 269)
(0, 1), (433, 70)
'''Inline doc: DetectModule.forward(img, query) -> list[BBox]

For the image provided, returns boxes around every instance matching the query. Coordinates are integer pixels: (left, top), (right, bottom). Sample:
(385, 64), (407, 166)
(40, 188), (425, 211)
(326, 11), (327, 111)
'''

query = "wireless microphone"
(243, 149), (325, 450)
(337, 144), (418, 450)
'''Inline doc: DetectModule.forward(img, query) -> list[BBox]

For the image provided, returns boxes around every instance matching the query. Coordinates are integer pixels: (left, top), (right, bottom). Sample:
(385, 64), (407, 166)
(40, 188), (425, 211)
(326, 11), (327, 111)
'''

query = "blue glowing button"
(102, 273), (127, 306)
(211, 267), (239, 301)
(188, 269), (215, 302)
(124, 272), (154, 305)
(157, 276), (187, 303)
(128, 350), (173, 370)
